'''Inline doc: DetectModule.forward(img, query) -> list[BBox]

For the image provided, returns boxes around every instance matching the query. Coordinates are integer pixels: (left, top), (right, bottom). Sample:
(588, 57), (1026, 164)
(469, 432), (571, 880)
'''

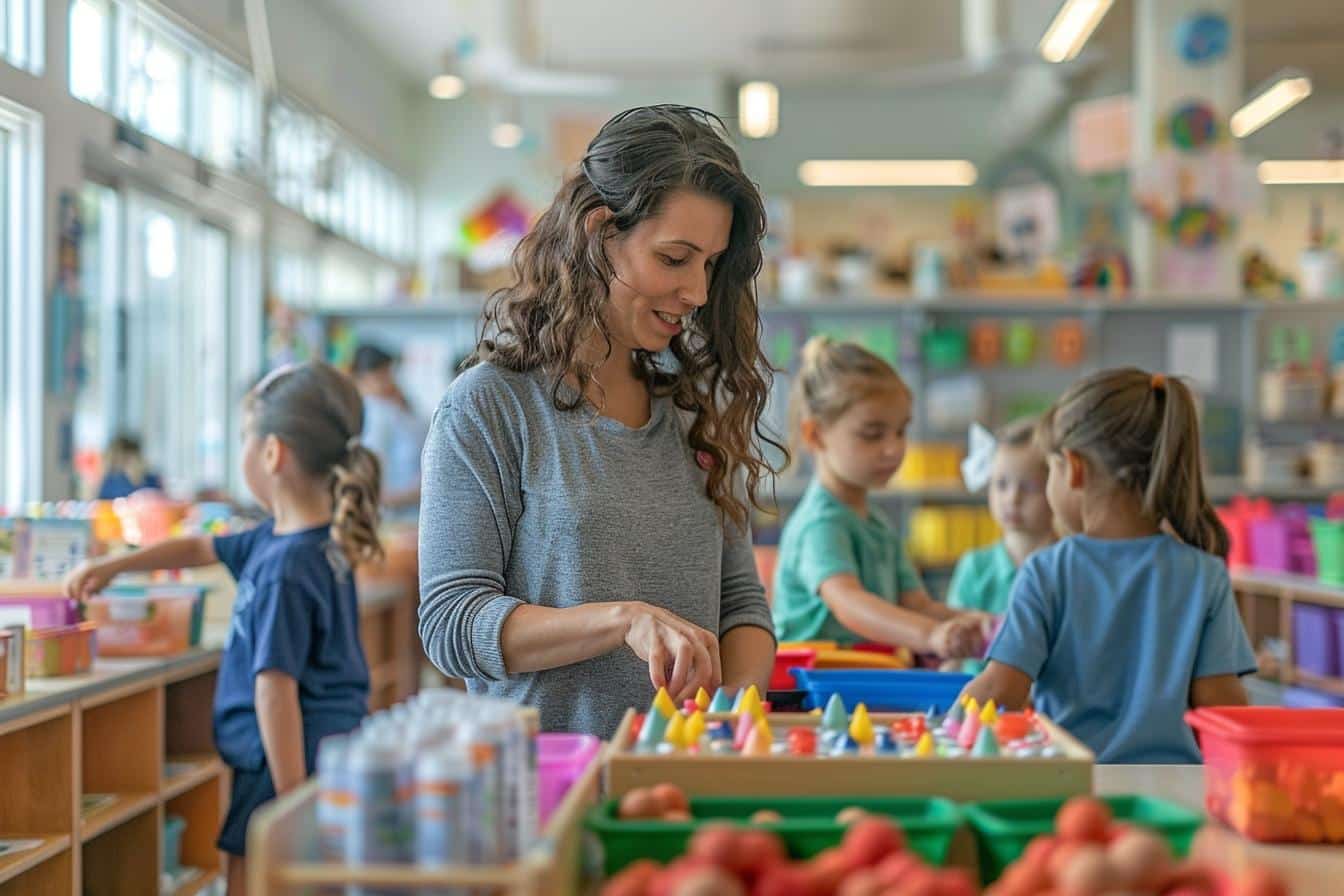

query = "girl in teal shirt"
(773, 338), (991, 660)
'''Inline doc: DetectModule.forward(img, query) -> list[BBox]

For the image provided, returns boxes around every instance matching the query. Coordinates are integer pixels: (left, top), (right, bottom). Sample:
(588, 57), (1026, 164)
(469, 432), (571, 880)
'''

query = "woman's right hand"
(621, 602), (722, 704)
(63, 559), (119, 601)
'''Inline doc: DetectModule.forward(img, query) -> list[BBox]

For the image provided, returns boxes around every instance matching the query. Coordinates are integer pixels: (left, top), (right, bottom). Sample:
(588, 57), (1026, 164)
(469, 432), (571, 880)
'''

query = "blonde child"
(947, 418), (1055, 674)
(772, 337), (991, 660)
(66, 362), (383, 895)
(963, 368), (1255, 763)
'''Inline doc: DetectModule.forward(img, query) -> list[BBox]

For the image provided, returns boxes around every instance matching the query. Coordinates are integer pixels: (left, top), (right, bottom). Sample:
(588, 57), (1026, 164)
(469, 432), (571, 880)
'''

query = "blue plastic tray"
(790, 668), (973, 713)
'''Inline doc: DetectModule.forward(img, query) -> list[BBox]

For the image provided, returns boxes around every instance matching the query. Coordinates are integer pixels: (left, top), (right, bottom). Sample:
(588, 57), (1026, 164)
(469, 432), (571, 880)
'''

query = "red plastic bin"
(1186, 706), (1344, 842)
(770, 648), (816, 690)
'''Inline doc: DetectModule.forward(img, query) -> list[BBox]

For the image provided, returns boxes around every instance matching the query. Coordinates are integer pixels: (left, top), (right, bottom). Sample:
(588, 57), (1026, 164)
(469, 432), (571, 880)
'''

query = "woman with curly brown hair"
(418, 105), (781, 736)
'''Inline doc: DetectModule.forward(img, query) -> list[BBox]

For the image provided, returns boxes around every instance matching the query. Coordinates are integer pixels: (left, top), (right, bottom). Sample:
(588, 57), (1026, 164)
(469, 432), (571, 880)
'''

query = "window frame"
(0, 97), (43, 509)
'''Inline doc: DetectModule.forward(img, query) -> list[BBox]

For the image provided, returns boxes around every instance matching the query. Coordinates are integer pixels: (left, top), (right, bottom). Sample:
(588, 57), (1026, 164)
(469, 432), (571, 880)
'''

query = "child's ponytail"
(331, 442), (385, 568)
(1042, 367), (1229, 559)
(246, 361), (385, 568)
(1145, 375), (1229, 558)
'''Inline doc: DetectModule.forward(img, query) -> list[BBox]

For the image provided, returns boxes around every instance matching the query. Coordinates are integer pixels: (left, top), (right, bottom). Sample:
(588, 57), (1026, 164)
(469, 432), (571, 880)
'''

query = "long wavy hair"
(471, 105), (785, 527)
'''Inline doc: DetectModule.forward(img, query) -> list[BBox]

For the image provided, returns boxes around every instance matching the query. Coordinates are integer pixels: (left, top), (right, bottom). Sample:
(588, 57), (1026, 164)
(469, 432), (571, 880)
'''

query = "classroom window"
(71, 183), (120, 498)
(0, 0), (43, 74)
(124, 14), (188, 148)
(69, 0), (111, 106)
(122, 195), (234, 495)
(196, 57), (258, 171)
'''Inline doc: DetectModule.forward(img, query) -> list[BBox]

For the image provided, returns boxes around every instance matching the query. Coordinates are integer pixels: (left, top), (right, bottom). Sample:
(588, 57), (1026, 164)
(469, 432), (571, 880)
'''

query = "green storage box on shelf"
(586, 795), (962, 876)
(962, 795), (1202, 883)
(921, 328), (968, 369)
(1310, 518), (1344, 586)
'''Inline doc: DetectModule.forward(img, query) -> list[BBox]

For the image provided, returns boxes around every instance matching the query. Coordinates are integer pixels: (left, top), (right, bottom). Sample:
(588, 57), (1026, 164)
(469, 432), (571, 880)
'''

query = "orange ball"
(1056, 797), (1113, 844)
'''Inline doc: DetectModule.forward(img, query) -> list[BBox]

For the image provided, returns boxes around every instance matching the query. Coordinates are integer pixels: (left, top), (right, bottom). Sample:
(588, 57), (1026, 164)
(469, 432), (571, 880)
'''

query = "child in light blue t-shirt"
(964, 369), (1256, 764)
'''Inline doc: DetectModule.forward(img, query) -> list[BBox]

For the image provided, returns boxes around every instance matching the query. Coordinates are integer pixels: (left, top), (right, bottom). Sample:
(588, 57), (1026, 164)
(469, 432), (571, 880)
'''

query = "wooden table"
(1097, 765), (1344, 893)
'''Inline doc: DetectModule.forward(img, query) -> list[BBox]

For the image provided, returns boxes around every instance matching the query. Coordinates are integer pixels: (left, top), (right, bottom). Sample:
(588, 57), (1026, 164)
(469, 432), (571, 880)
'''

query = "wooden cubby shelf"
(0, 646), (226, 895)
(0, 846), (72, 896)
(0, 835), (70, 887)
(163, 754), (225, 801)
(79, 793), (159, 843)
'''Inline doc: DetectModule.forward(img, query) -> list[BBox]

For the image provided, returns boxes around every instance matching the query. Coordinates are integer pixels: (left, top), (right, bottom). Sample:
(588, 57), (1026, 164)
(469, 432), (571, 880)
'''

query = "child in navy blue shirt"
(963, 368), (1256, 763)
(67, 362), (383, 894)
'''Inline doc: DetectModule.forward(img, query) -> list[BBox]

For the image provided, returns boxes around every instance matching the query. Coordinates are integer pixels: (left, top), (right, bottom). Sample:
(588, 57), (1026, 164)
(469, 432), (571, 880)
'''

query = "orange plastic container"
(25, 622), (97, 677)
(1186, 706), (1344, 842)
(84, 594), (195, 656)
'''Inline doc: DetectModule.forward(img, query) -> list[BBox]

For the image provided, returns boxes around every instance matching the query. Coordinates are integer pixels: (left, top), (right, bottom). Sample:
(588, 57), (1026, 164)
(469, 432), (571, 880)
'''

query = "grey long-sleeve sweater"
(417, 362), (775, 737)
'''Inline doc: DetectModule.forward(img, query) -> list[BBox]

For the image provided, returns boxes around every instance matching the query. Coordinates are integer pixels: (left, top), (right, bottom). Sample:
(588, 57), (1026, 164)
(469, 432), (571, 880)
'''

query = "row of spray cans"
(316, 689), (538, 893)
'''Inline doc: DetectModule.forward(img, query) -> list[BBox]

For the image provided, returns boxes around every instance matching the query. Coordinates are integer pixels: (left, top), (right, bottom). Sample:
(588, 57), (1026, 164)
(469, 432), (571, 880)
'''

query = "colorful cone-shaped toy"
(979, 699), (999, 727)
(915, 732), (936, 757)
(733, 712), (757, 752)
(694, 687), (711, 711)
(708, 687), (735, 714)
(652, 687), (677, 720)
(958, 711), (981, 751)
(736, 685), (764, 721)
(743, 718), (773, 757)
(685, 710), (707, 746)
(637, 710), (669, 752)
(663, 712), (687, 749)
(848, 703), (875, 745)
(821, 693), (848, 734)
(972, 725), (1000, 757)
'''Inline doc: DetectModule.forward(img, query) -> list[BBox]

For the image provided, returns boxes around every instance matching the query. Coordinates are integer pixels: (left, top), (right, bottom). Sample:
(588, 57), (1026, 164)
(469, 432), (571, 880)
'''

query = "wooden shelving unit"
(1232, 571), (1344, 698)
(0, 566), (423, 893)
(0, 647), (227, 894)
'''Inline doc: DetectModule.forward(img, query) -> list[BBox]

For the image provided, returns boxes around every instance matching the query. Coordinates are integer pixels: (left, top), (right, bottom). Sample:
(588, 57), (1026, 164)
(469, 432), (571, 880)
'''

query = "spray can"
(414, 746), (469, 896)
(315, 734), (352, 861)
(455, 721), (503, 864)
(345, 737), (408, 896)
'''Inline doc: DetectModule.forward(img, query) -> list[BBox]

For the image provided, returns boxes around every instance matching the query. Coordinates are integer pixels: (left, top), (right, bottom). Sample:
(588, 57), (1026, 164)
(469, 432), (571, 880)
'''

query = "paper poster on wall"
(1070, 94), (1132, 175)
(994, 182), (1060, 265)
(1166, 325), (1218, 392)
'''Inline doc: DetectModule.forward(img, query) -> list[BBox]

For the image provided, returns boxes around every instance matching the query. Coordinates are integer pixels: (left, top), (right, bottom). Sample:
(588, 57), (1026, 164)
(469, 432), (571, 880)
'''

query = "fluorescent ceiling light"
(798, 160), (978, 187)
(429, 74), (466, 100)
(1231, 74), (1312, 138)
(490, 122), (524, 149)
(1257, 160), (1344, 185)
(1039, 0), (1114, 63)
(738, 81), (779, 139)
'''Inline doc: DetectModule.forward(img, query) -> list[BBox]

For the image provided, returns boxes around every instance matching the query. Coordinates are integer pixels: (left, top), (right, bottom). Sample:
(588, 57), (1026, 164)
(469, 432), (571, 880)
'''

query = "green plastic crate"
(962, 795), (1203, 883)
(586, 795), (962, 876)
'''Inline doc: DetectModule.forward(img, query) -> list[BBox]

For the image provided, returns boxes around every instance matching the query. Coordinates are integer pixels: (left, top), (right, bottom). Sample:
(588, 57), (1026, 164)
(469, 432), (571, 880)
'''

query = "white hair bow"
(961, 422), (997, 493)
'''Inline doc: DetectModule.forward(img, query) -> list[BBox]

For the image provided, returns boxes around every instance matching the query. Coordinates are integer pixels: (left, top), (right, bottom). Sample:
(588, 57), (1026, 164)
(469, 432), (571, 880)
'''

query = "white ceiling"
(326, 0), (983, 84)
(325, 0), (1344, 92)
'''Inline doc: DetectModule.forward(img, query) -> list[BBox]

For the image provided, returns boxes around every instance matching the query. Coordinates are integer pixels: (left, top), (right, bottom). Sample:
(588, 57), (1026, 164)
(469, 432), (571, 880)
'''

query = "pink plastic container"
(1249, 506), (1314, 574)
(537, 733), (601, 825)
(0, 594), (80, 629)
